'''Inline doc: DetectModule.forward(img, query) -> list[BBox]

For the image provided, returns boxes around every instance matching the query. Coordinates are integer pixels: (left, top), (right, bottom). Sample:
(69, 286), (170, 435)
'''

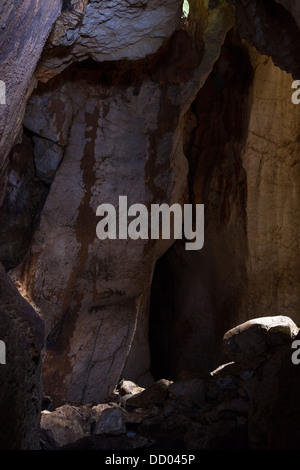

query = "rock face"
(228, 0), (300, 78)
(1, 0), (300, 451)
(7, 0), (235, 406)
(36, 0), (184, 81)
(223, 316), (298, 364)
(0, 265), (44, 450)
(0, 0), (62, 204)
(39, 316), (300, 450)
(149, 29), (300, 380)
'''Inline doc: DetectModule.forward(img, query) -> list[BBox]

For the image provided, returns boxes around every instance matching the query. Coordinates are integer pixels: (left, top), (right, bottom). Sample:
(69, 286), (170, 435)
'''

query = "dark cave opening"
(149, 250), (175, 382)
(148, 240), (220, 384)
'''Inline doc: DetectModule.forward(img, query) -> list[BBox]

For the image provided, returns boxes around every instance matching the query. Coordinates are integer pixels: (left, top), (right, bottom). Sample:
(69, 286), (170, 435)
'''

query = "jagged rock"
(126, 379), (171, 408)
(223, 316), (299, 364)
(40, 405), (88, 448)
(116, 379), (145, 397)
(94, 406), (126, 436)
(0, 0), (62, 204)
(228, 0), (300, 78)
(168, 379), (205, 407)
(36, 0), (183, 81)
(0, 265), (44, 450)
(2, 0), (300, 453)
(10, 0), (234, 407)
(123, 407), (153, 424)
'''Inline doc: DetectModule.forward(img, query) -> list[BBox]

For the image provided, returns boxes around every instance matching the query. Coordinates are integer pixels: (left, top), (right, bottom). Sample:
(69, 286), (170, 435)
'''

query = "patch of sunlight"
(182, 0), (190, 18)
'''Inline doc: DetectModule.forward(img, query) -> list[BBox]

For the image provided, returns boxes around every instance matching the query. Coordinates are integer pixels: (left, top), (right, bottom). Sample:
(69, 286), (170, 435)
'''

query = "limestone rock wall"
(149, 32), (300, 381)
(0, 0), (62, 204)
(0, 264), (44, 450)
(5, 1), (234, 406)
(0, 0), (300, 439)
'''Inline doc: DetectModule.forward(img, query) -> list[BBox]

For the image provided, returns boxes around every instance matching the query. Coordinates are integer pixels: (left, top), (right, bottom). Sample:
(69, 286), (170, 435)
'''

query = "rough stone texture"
(10, 0), (235, 406)
(240, 47), (300, 324)
(223, 316), (299, 364)
(2, 0), (300, 453)
(0, 0), (62, 204)
(149, 30), (252, 379)
(40, 405), (88, 448)
(32, 136), (64, 184)
(95, 406), (126, 435)
(0, 134), (48, 270)
(228, 0), (300, 79)
(36, 0), (183, 82)
(0, 264), (44, 450)
(161, 34), (300, 379)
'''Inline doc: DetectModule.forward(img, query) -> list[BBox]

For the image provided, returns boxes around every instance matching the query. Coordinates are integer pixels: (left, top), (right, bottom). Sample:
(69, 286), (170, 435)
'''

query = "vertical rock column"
(0, 265), (44, 450)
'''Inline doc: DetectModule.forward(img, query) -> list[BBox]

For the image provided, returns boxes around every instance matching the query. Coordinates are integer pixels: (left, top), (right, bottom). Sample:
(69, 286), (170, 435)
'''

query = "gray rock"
(223, 316), (299, 364)
(40, 405), (88, 448)
(36, 0), (183, 80)
(95, 406), (126, 436)
(0, 0), (62, 204)
(33, 137), (64, 184)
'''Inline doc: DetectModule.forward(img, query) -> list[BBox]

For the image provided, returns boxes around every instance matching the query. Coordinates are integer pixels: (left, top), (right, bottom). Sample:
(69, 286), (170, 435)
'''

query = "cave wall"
(0, 0), (62, 204)
(149, 29), (300, 381)
(0, 0), (300, 430)
(4, 0), (235, 406)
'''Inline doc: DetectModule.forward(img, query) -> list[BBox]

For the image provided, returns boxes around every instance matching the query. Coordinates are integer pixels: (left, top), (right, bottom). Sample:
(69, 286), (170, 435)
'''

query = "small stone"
(126, 379), (171, 408)
(116, 379), (144, 396)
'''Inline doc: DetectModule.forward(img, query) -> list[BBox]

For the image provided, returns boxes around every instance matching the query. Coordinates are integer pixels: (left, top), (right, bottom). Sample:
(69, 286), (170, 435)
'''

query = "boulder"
(169, 378), (205, 407)
(40, 404), (88, 448)
(116, 379), (144, 397)
(94, 406), (126, 436)
(126, 379), (171, 408)
(223, 316), (299, 364)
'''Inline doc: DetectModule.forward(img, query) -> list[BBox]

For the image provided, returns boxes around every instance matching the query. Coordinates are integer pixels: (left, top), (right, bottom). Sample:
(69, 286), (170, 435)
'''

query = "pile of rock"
(40, 316), (300, 450)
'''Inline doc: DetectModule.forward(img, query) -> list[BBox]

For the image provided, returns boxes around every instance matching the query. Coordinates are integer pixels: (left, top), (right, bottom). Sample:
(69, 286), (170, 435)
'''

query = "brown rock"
(12, 0), (235, 407)
(40, 405), (88, 448)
